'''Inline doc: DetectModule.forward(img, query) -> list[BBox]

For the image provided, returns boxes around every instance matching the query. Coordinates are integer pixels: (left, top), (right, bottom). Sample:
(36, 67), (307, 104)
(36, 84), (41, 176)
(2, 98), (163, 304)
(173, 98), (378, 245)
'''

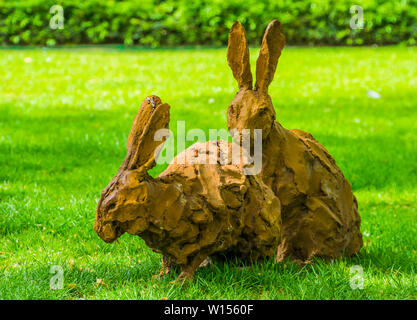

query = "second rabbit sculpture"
(226, 20), (363, 263)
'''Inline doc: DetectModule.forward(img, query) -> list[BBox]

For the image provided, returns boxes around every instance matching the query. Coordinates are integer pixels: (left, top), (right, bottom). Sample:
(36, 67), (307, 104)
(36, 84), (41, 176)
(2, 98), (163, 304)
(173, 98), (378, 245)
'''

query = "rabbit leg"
(277, 197), (360, 263)
(153, 255), (173, 279)
(177, 253), (208, 281)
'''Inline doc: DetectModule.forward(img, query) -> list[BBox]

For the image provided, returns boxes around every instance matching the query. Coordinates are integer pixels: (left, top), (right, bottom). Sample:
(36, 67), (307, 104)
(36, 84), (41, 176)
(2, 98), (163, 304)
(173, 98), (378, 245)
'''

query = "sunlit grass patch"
(0, 46), (416, 299)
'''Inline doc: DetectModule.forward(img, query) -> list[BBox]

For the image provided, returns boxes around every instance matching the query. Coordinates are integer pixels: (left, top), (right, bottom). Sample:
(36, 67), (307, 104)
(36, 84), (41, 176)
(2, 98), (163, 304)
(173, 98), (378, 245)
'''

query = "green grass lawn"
(0, 46), (416, 300)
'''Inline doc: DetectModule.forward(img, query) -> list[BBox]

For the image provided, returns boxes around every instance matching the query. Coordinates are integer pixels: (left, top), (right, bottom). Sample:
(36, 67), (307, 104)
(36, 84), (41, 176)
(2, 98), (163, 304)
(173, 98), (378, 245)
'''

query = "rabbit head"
(94, 96), (170, 243)
(227, 20), (285, 141)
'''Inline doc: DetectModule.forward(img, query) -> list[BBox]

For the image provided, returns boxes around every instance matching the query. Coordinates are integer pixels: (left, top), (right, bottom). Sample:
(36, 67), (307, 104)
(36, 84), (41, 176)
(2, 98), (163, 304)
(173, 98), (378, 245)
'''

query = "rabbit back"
(153, 141), (281, 265)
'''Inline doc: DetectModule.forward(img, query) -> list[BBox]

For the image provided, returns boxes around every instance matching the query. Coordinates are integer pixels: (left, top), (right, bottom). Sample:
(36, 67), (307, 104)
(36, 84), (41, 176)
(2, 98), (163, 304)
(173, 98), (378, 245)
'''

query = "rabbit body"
(262, 125), (363, 262)
(148, 141), (281, 277)
(229, 97), (363, 262)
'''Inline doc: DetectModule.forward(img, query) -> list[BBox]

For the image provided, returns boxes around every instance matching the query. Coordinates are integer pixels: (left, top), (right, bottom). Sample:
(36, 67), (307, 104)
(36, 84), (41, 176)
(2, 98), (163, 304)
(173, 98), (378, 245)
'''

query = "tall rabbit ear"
(255, 20), (286, 94)
(227, 21), (253, 90)
(125, 96), (170, 170)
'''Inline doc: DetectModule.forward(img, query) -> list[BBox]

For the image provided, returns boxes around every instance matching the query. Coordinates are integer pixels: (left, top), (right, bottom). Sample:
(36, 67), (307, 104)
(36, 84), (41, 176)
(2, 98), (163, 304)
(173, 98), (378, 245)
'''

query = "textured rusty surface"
(94, 20), (362, 280)
(94, 96), (281, 280)
(226, 20), (362, 263)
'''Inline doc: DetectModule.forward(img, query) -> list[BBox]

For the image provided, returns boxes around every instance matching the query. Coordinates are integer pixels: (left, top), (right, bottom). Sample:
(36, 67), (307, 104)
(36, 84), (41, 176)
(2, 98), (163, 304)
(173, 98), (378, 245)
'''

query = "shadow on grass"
(1, 245), (414, 299)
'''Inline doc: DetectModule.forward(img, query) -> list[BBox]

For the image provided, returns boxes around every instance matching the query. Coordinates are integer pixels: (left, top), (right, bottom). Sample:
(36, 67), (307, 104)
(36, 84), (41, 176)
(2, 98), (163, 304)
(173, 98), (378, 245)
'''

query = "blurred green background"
(1, 0), (416, 47)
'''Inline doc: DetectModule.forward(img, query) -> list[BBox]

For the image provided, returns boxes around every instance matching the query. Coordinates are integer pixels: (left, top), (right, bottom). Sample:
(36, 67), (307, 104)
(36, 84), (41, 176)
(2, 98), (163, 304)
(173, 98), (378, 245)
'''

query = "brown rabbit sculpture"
(226, 20), (363, 263)
(94, 96), (282, 280)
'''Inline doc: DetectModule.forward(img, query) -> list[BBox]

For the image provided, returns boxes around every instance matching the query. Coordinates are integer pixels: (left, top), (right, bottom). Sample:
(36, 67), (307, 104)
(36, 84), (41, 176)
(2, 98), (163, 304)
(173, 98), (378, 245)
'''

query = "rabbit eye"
(258, 106), (268, 115)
